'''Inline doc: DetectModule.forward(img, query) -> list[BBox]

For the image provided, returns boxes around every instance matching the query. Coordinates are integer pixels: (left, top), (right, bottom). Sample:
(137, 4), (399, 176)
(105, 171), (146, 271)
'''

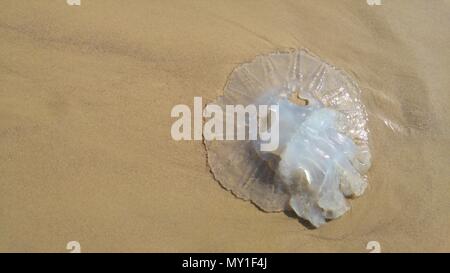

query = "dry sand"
(0, 0), (449, 252)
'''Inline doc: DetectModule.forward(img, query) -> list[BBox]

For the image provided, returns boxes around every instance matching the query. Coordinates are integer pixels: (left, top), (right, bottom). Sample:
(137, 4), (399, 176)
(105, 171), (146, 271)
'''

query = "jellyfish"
(204, 49), (371, 227)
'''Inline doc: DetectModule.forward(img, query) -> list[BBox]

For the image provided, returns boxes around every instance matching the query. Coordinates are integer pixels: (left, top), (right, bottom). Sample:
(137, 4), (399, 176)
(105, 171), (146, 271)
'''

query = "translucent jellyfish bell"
(204, 49), (371, 227)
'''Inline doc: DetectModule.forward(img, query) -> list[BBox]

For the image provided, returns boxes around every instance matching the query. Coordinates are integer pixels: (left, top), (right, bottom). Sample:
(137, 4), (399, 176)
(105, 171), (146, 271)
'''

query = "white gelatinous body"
(205, 49), (371, 227)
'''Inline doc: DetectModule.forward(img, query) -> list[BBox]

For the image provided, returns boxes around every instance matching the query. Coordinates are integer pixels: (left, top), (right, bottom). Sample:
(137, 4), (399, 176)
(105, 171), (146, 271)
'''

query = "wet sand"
(0, 0), (449, 252)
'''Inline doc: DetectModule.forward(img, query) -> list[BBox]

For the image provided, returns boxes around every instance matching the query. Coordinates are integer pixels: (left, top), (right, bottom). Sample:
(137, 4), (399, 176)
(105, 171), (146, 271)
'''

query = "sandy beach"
(0, 0), (449, 252)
